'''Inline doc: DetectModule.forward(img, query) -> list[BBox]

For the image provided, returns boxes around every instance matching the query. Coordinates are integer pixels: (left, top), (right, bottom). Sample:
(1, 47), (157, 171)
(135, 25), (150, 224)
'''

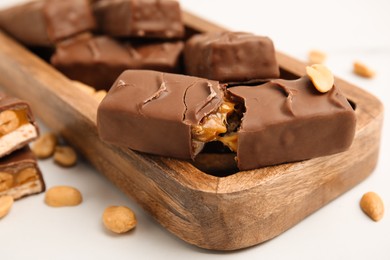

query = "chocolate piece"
(0, 146), (45, 200)
(93, 0), (184, 39)
(184, 32), (280, 83)
(51, 34), (184, 90)
(97, 70), (224, 159)
(0, 93), (39, 158)
(0, 0), (95, 46)
(227, 76), (356, 170)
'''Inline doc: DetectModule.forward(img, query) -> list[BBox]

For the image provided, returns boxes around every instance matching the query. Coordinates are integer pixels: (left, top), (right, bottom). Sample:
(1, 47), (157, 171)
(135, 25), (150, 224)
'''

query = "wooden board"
(0, 11), (383, 251)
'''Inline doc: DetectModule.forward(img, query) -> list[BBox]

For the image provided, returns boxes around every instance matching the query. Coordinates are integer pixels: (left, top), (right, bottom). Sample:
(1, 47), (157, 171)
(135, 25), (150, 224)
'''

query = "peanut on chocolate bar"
(0, 146), (45, 200)
(0, 0), (95, 46)
(184, 31), (280, 83)
(51, 34), (184, 90)
(93, 0), (184, 39)
(0, 93), (39, 158)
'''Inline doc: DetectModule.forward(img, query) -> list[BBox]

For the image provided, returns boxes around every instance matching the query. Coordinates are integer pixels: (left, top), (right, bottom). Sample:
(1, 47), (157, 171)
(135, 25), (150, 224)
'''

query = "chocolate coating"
(51, 34), (184, 90)
(228, 76), (356, 170)
(0, 0), (95, 46)
(93, 0), (184, 39)
(97, 70), (224, 159)
(184, 32), (280, 83)
(0, 146), (45, 200)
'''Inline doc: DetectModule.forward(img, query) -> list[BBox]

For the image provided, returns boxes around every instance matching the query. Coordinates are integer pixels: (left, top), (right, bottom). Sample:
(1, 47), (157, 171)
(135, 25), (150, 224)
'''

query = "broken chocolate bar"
(0, 93), (39, 158)
(97, 70), (224, 159)
(227, 76), (356, 170)
(0, 0), (95, 46)
(51, 34), (184, 90)
(184, 31), (280, 83)
(0, 146), (45, 200)
(93, 0), (184, 39)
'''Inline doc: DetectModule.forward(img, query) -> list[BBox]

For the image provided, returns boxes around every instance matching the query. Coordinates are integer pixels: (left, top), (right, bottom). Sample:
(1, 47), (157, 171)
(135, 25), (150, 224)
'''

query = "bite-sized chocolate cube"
(184, 32), (280, 83)
(93, 0), (184, 39)
(51, 34), (184, 90)
(228, 76), (356, 170)
(97, 70), (224, 159)
(0, 93), (39, 158)
(0, 146), (45, 200)
(0, 0), (95, 46)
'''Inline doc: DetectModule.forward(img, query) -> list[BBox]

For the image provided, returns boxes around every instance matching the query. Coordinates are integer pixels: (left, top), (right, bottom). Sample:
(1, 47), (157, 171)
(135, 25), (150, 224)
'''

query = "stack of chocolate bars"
(0, 93), (45, 200)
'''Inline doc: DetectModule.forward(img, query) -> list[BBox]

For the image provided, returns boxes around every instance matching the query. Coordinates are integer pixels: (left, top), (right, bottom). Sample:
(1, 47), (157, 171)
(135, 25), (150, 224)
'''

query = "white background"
(1, 0), (390, 259)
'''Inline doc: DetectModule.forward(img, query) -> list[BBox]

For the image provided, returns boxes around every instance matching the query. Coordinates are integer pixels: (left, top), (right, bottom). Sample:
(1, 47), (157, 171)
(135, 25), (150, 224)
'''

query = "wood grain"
(0, 11), (384, 250)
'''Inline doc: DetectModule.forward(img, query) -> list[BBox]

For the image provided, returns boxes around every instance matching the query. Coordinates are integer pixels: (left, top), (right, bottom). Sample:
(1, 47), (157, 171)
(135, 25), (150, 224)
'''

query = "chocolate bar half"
(97, 70), (225, 159)
(0, 0), (95, 46)
(0, 146), (45, 200)
(0, 93), (39, 158)
(184, 32), (280, 83)
(51, 34), (184, 90)
(227, 76), (356, 170)
(93, 0), (184, 39)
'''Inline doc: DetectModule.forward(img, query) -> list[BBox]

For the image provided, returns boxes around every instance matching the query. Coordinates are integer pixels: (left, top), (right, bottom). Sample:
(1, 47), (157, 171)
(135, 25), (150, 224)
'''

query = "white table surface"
(1, 0), (389, 259)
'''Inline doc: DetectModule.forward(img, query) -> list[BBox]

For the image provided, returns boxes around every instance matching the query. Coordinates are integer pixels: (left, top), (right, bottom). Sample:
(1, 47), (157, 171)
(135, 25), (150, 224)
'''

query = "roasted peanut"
(353, 61), (376, 78)
(308, 50), (327, 64)
(360, 191), (384, 222)
(45, 186), (82, 207)
(103, 206), (137, 234)
(93, 90), (107, 103)
(0, 172), (13, 192)
(31, 132), (58, 159)
(306, 64), (334, 93)
(53, 146), (77, 167)
(15, 168), (38, 185)
(0, 110), (20, 135)
(0, 195), (14, 218)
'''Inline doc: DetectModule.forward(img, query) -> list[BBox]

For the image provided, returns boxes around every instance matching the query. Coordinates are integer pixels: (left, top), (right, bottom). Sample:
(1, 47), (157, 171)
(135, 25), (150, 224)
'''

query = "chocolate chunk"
(0, 93), (39, 158)
(184, 32), (280, 83)
(0, 0), (95, 46)
(51, 34), (184, 90)
(227, 76), (356, 170)
(97, 70), (224, 159)
(93, 0), (184, 39)
(0, 146), (45, 200)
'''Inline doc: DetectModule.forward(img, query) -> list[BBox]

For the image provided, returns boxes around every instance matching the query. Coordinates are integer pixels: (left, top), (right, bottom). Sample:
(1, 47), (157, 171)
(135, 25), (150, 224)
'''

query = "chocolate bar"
(51, 34), (184, 90)
(184, 32), (280, 83)
(0, 0), (95, 46)
(0, 93), (39, 158)
(0, 146), (45, 200)
(93, 0), (184, 39)
(97, 70), (225, 159)
(227, 76), (356, 170)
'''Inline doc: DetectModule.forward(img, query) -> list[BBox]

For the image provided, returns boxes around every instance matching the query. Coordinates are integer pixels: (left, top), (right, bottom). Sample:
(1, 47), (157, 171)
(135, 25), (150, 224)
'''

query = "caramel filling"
(0, 168), (39, 193)
(0, 109), (30, 137)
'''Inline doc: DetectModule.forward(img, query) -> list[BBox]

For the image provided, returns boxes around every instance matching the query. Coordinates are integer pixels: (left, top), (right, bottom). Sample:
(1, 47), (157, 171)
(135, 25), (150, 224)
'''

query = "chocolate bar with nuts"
(227, 76), (356, 170)
(51, 34), (184, 90)
(93, 0), (184, 39)
(0, 146), (45, 200)
(184, 32), (280, 83)
(97, 70), (225, 159)
(0, 93), (39, 158)
(0, 0), (95, 46)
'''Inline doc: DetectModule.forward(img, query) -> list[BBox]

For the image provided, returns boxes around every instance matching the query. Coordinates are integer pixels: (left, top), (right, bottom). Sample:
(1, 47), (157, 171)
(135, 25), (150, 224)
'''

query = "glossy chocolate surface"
(184, 31), (280, 83)
(97, 70), (224, 159)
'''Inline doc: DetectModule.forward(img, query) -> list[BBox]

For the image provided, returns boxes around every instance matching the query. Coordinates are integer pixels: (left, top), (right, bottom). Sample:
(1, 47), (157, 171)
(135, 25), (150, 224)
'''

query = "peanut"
(308, 50), (327, 64)
(353, 61), (376, 78)
(306, 64), (334, 93)
(73, 80), (95, 95)
(53, 146), (77, 167)
(0, 195), (14, 218)
(0, 172), (13, 192)
(45, 186), (82, 207)
(93, 90), (107, 103)
(0, 110), (20, 135)
(31, 132), (57, 159)
(102, 206), (137, 234)
(360, 191), (384, 222)
(15, 168), (38, 185)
